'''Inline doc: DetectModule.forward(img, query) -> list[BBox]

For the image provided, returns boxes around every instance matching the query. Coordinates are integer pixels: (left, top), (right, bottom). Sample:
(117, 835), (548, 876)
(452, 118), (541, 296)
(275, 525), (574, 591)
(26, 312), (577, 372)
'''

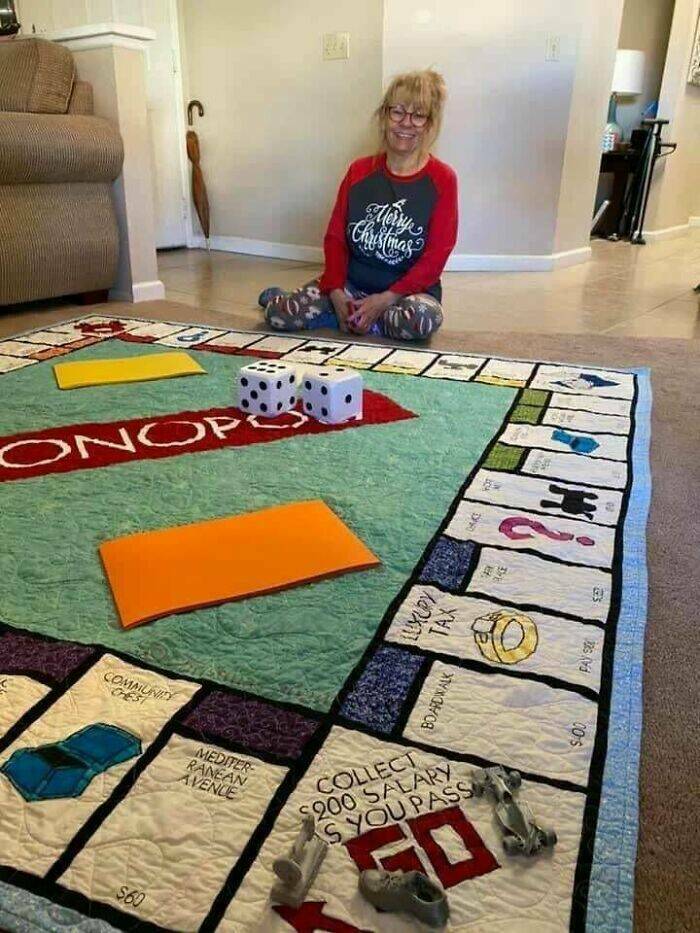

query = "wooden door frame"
(162, 0), (194, 248)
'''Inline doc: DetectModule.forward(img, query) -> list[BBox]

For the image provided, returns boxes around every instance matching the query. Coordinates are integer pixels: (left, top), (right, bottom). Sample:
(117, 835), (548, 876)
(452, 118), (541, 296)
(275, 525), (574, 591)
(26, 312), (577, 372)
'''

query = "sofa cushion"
(0, 113), (124, 185)
(67, 80), (93, 115)
(0, 182), (119, 304)
(0, 38), (75, 114)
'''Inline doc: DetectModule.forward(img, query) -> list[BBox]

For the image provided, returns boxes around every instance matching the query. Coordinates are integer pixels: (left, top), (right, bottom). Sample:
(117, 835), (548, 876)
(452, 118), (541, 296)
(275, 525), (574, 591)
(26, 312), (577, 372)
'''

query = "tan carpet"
(3, 298), (699, 932)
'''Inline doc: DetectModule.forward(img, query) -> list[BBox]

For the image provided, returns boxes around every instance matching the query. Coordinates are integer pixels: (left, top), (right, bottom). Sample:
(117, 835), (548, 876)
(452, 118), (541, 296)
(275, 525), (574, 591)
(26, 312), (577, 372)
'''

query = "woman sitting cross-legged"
(260, 69), (458, 341)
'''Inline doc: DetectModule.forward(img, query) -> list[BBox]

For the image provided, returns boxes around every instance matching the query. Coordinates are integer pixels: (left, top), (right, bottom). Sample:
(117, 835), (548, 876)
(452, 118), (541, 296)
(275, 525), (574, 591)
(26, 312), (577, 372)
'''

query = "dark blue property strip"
(340, 645), (426, 733)
(418, 537), (475, 592)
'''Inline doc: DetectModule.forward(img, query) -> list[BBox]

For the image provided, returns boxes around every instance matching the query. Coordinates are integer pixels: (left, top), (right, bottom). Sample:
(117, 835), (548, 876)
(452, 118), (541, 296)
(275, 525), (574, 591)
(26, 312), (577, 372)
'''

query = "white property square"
(157, 327), (226, 348)
(542, 408), (630, 436)
(0, 675), (50, 738)
(549, 392), (632, 417)
(0, 656), (197, 877)
(0, 340), (51, 358)
(222, 727), (587, 931)
(331, 344), (394, 369)
(476, 358), (535, 386)
(424, 354), (486, 381)
(404, 661), (598, 785)
(447, 500), (615, 568)
(59, 734), (287, 931)
(191, 330), (263, 350)
(0, 355), (36, 374)
(385, 585), (604, 690)
(463, 469), (623, 526)
(499, 423), (628, 461)
(530, 365), (634, 399)
(467, 548), (612, 623)
(375, 348), (437, 374)
(521, 448), (628, 490)
(282, 340), (346, 365)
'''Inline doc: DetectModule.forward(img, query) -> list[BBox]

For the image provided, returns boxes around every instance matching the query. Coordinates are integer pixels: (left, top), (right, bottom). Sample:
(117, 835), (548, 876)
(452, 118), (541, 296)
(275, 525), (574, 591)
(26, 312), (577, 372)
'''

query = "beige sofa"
(0, 37), (124, 305)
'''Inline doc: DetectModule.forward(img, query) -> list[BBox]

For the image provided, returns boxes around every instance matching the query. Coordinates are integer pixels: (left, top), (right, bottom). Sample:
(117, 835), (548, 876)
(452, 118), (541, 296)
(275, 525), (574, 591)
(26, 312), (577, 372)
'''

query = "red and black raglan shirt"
(318, 153), (459, 302)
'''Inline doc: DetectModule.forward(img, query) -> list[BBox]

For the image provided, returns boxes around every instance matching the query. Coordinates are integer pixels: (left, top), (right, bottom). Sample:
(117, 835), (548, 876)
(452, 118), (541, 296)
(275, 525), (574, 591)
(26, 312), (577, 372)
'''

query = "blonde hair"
(375, 69), (447, 158)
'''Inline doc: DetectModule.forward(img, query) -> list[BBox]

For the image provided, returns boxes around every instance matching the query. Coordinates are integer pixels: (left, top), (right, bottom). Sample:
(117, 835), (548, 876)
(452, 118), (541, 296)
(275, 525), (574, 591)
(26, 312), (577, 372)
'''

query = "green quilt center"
(0, 342), (515, 710)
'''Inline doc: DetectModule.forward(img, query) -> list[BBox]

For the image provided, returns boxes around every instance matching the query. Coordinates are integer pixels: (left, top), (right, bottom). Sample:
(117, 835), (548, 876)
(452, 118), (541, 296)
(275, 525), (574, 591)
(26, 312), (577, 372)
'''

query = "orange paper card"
(99, 500), (380, 629)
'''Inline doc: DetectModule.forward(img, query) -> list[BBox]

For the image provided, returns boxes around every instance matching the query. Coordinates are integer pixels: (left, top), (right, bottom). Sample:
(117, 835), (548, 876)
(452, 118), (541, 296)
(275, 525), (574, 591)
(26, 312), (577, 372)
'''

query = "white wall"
(23, 0), (693, 264)
(16, 1), (145, 32)
(384, 0), (582, 258)
(616, 0), (676, 140)
(555, 0), (625, 253)
(383, 1), (632, 262)
(179, 0), (383, 250)
(647, 0), (700, 231)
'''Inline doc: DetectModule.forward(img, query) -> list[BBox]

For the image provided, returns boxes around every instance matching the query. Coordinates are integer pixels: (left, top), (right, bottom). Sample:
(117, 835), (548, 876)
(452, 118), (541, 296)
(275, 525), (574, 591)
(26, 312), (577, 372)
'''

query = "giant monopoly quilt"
(0, 316), (651, 932)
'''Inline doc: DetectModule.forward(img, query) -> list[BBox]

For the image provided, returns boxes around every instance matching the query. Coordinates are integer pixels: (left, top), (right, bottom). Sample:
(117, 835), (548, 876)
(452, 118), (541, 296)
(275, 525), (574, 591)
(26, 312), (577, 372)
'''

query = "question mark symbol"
(499, 516), (594, 546)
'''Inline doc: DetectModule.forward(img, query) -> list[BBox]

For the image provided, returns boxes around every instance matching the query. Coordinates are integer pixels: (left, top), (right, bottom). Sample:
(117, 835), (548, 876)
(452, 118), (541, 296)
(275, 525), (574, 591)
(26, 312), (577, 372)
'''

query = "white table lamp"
(612, 50), (645, 95)
(603, 49), (646, 151)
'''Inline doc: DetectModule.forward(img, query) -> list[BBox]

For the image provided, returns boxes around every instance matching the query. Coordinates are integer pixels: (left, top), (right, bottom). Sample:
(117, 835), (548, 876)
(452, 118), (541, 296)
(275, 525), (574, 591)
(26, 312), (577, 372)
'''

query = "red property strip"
(0, 390), (416, 482)
(118, 333), (284, 358)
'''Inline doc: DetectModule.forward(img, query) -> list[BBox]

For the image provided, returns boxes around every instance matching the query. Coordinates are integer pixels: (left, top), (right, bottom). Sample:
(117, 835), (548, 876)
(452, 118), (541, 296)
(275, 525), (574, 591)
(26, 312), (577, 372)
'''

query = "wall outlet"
(323, 32), (350, 61)
(545, 34), (561, 62)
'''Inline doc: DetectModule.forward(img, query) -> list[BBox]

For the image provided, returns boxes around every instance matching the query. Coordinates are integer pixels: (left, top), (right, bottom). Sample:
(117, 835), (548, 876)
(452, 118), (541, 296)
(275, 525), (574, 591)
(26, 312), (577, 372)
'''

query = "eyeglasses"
(387, 105), (429, 128)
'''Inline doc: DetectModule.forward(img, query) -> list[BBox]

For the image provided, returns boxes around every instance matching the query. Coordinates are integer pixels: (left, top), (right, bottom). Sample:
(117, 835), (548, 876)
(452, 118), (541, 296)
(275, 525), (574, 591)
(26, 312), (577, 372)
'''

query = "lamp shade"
(612, 49), (645, 95)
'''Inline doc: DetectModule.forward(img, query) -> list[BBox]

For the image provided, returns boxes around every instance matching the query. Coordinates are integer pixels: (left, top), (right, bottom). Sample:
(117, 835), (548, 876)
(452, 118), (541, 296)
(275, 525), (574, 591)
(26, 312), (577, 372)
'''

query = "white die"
(237, 361), (297, 417)
(301, 367), (363, 424)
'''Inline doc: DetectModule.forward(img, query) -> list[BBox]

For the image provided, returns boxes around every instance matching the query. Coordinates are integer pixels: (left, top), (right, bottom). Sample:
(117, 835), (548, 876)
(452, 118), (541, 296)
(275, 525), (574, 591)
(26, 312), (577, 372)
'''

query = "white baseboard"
(110, 280), (166, 303)
(133, 280), (166, 302)
(190, 237), (592, 273)
(689, 216), (700, 228)
(191, 235), (324, 264)
(446, 246), (590, 272)
(551, 247), (593, 270)
(643, 223), (690, 242)
(446, 254), (532, 272)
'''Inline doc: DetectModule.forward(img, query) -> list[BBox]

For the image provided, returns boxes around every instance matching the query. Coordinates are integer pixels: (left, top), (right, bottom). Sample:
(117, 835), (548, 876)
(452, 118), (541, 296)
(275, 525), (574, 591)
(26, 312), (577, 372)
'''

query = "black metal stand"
(0, 1), (20, 35)
(629, 119), (677, 245)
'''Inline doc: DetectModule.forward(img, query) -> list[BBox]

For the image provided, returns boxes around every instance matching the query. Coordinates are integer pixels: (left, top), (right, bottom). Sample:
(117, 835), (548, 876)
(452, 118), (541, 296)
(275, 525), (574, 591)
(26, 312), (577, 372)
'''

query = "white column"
(51, 23), (165, 302)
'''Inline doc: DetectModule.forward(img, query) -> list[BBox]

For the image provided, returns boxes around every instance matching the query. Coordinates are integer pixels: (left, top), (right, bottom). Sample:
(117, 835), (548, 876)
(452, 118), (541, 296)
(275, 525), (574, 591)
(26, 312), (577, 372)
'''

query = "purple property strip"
(183, 691), (319, 759)
(0, 631), (95, 683)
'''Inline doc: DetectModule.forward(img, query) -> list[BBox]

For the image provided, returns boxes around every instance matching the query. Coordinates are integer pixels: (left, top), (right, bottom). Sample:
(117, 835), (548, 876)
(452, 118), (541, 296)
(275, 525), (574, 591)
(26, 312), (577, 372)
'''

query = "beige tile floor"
(158, 231), (700, 339)
(1, 232), (698, 340)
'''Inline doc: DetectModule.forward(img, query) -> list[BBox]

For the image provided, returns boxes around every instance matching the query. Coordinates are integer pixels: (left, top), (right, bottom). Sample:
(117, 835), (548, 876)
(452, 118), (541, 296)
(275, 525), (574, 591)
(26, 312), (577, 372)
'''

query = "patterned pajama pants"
(263, 279), (443, 341)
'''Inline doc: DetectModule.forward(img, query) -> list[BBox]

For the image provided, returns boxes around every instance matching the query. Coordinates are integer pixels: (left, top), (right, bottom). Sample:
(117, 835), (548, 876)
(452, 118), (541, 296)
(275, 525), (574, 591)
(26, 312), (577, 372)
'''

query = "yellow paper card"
(54, 351), (205, 389)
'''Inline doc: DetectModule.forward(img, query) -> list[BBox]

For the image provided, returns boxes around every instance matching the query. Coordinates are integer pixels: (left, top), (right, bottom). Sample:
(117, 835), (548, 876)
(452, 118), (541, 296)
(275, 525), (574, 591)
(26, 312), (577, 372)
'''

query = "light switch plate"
(545, 34), (561, 62)
(323, 32), (350, 61)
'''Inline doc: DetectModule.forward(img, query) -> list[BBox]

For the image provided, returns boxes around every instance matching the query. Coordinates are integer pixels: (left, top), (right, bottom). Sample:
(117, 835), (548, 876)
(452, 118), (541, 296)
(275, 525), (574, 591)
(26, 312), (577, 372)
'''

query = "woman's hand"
(348, 291), (397, 334)
(329, 289), (352, 331)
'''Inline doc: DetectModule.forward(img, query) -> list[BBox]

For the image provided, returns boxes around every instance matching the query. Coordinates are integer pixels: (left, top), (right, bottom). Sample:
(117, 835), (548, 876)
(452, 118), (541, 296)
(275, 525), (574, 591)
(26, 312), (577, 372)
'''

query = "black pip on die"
(301, 367), (363, 424)
(237, 362), (297, 417)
